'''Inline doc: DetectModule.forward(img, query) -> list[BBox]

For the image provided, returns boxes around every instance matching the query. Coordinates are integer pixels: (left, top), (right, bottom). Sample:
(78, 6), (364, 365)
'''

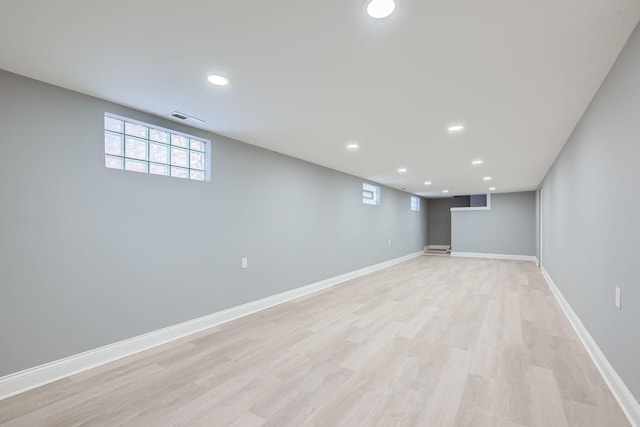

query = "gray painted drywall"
(451, 192), (536, 256)
(0, 70), (428, 377)
(427, 198), (453, 246)
(540, 23), (640, 400)
(535, 187), (542, 265)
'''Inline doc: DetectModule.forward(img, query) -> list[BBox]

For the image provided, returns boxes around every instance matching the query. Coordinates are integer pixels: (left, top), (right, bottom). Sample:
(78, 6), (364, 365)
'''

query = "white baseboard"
(0, 251), (424, 401)
(450, 251), (538, 263)
(427, 244), (451, 250)
(541, 268), (640, 427)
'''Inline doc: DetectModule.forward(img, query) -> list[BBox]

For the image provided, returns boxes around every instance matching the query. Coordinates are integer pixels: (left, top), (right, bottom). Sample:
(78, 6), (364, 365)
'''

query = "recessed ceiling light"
(443, 190), (449, 193)
(366, 0), (396, 18)
(424, 181), (432, 185)
(472, 159), (483, 165)
(207, 75), (229, 86)
(398, 167), (407, 173)
(346, 143), (359, 150)
(489, 187), (496, 191)
(448, 124), (465, 133)
(483, 176), (492, 181)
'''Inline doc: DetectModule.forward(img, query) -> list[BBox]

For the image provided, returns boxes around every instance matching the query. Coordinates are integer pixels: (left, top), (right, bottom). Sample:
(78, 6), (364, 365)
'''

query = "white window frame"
(363, 183), (380, 205)
(103, 112), (211, 181)
(410, 196), (421, 211)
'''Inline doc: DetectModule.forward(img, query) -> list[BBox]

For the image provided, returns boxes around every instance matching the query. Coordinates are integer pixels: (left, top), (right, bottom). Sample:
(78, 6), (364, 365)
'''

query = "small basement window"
(411, 196), (420, 211)
(450, 193), (491, 211)
(103, 113), (210, 181)
(363, 183), (380, 205)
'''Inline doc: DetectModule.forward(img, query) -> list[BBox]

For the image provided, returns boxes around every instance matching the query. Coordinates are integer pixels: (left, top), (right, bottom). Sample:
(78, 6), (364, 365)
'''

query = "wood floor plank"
(0, 256), (631, 426)
(417, 348), (473, 426)
(526, 365), (570, 427)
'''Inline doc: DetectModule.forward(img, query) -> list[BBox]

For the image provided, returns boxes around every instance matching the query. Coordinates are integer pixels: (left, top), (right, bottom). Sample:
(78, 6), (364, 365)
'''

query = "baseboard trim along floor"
(0, 251), (424, 401)
(450, 251), (538, 263)
(541, 268), (640, 427)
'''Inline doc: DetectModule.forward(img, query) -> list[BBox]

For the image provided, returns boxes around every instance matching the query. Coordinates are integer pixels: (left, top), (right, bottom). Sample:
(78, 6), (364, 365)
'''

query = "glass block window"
(104, 113), (209, 181)
(363, 183), (380, 205)
(411, 196), (420, 211)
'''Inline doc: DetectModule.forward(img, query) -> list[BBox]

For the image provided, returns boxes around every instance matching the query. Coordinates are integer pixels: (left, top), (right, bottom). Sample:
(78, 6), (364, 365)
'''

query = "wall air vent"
(169, 111), (205, 124)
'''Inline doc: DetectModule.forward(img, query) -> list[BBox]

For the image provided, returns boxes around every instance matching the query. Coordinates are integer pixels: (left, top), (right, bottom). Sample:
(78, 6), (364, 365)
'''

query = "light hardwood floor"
(0, 256), (630, 426)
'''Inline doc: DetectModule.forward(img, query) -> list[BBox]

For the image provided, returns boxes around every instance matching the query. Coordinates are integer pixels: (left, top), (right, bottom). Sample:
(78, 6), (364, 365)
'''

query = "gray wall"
(427, 198), (453, 246)
(451, 192), (536, 256)
(535, 188), (541, 264)
(0, 70), (428, 377)
(540, 23), (640, 400)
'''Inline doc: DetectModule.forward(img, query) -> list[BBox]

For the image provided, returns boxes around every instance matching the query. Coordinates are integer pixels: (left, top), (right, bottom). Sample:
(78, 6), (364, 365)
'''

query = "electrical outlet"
(615, 287), (621, 309)
(241, 257), (248, 269)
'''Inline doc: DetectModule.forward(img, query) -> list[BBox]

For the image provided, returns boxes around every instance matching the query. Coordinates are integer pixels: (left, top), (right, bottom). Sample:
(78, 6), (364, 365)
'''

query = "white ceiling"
(2, 0), (639, 196)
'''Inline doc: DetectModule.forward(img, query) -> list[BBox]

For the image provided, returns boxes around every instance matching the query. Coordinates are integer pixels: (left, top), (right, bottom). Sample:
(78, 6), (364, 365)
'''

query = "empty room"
(1, 1), (639, 426)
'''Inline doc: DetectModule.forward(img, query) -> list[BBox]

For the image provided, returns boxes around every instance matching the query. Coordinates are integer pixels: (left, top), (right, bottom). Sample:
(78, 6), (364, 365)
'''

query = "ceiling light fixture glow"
(472, 159), (483, 165)
(207, 75), (229, 86)
(398, 167), (407, 173)
(424, 181), (432, 185)
(366, 0), (396, 18)
(443, 190), (449, 193)
(483, 176), (492, 181)
(489, 187), (496, 191)
(448, 124), (465, 133)
(346, 143), (360, 150)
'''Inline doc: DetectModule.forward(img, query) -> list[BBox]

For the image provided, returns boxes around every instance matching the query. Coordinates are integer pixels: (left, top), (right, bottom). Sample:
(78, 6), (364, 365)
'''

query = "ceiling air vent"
(169, 111), (205, 124)
(171, 112), (188, 120)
